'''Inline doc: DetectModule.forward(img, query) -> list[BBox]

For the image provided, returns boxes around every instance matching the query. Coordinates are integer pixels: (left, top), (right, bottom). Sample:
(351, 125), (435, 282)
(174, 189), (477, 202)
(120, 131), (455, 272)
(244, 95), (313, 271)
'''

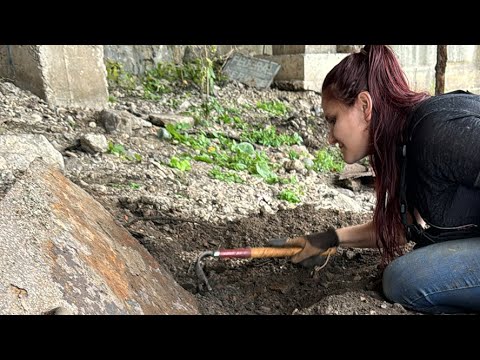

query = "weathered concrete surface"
(392, 45), (480, 94)
(0, 46), (44, 97)
(0, 160), (199, 315)
(222, 53), (281, 89)
(103, 45), (272, 75)
(40, 46), (108, 109)
(104, 45), (175, 75)
(0, 45), (108, 109)
(272, 45), (336, 55)
(217, 45), (272, 56)
(264, 53), (348, 92)
(262, 45), (480, 93)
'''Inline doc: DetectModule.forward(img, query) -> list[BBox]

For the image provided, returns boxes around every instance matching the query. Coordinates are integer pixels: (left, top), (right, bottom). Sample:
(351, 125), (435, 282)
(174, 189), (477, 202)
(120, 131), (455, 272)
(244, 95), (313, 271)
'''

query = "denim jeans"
(382, 238), (480, 314)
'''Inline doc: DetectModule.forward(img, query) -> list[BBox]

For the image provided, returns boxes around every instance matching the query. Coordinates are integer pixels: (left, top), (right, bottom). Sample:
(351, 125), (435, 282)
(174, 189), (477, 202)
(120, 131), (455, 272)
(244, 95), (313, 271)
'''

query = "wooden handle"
(250, 247), (336, 259)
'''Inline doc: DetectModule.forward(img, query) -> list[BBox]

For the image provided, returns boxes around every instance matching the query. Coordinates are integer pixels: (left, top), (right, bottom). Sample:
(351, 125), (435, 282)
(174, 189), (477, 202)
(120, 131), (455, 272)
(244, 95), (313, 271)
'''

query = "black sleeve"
(421, 116), (480, 188)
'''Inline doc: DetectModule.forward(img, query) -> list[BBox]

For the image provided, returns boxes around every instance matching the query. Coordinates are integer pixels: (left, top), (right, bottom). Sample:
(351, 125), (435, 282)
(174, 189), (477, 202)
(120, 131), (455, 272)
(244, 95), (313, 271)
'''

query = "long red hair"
(322, 45), (430, 264)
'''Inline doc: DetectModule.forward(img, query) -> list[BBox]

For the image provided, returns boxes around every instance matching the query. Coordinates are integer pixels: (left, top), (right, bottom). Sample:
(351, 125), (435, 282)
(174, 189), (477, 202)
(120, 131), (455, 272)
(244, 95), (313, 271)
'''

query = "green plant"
(312, 147), (345, 173)
(280, 175), (298, 185)
(168, 156), (191, 171)
(278, 189), (301, 203)
(105, 60), (137, 91)
(241, 103), (254, 110)
(288, 150), (300, 160)
(162, 122), (295, 185)
(106, 141), (142, 162)
(142, 69), (173, 99)
(166, 98), (181, 110)
(141, 47), (223, 102)
(256, 100), (289, 116)
(359, 157), (370, 167)
(241, 126), (303, 147)
(107, 142), (126, 156)
(209, 167), (245, 183)
(200, 47), (216, 97)
(129, 182), (141, 190)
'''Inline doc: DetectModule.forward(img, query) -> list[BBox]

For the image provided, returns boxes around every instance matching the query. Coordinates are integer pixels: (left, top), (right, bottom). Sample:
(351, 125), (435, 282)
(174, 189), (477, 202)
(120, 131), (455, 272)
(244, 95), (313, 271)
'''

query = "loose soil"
(110, 202), (415, 315)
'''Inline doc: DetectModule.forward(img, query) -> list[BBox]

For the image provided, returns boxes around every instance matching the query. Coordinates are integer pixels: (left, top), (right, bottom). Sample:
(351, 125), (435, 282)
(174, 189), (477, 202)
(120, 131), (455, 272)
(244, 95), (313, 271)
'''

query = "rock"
(79, 134), (108, 154)
(44, 306), (73, 315)
(338, 163), (374, 181)
(284, 159), (304, 172)
(148, 113), (195, 128)
(99, 109), (133, 134)
(0, 160), (199, 315)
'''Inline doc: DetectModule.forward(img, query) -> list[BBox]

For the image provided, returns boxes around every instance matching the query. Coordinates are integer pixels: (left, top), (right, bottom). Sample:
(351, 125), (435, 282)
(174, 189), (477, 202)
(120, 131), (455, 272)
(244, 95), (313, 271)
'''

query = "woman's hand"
(268, 228), (339, 267)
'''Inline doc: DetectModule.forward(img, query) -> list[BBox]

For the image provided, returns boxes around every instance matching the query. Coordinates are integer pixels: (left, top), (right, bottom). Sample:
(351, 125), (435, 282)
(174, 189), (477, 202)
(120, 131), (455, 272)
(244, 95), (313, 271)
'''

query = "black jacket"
(401, 90), (480, 244)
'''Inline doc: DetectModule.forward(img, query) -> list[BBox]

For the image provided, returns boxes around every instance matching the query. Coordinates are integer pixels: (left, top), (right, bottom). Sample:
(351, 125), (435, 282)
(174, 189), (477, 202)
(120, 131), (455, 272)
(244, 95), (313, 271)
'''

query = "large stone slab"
(222, 53), (280, 89)
(0, 45), (108, 109)
(0, 160), (199, 315)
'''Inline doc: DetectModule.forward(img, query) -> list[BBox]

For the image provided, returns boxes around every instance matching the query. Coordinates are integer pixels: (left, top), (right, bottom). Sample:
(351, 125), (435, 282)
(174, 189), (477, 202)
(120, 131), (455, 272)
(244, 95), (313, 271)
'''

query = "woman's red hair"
(322, 45), (430, 264)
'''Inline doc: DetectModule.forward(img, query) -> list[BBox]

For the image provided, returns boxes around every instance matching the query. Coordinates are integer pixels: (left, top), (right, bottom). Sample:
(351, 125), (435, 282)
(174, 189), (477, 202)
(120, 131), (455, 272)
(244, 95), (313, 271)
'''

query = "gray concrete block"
(0, 45), (108, 109)
(272, 45), (306, 55)
(273, 45), (336, 55)
(0, 45), (45, 99)
(267, 54), (305, 81)
(264, 53), (348, 92)
(40, 45), (108, 109)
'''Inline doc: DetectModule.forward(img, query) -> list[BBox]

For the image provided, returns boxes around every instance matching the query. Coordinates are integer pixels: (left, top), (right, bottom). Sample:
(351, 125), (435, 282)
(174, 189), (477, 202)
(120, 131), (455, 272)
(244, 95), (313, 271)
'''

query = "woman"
(270, 45), (480, 314)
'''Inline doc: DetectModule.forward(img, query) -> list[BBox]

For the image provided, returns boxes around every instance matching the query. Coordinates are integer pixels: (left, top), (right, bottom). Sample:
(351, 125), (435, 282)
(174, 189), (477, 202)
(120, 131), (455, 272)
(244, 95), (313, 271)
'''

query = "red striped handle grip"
(217, 247), (336, 259)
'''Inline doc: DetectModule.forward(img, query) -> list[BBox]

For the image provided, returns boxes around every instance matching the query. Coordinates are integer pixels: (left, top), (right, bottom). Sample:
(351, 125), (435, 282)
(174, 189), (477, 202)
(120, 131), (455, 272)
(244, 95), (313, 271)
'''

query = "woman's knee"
(382, 239), (480, 313)
(381, 252), (426, 308)
(382, 257), (408, 305)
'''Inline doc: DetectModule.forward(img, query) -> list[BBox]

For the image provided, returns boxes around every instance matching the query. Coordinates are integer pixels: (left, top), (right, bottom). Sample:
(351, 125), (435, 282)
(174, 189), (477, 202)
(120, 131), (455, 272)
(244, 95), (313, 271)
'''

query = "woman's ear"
(358, 91), (372, 122)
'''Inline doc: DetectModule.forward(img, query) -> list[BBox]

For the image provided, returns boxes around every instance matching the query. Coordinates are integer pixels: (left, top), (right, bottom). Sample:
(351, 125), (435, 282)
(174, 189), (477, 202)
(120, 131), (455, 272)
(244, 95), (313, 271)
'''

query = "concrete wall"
(217, 45), (272, 56)
(103, 45), (272, 75)
(40, 46), (108, 108)
(0, 45), (46, 99)
(0, 45), (108, 108)
(268, 45), (480, 94)
(266, 52), (348, 91)
(273, 45), (337, 54)
(103, 45), (177, 75)
(382, 45), (480, 94)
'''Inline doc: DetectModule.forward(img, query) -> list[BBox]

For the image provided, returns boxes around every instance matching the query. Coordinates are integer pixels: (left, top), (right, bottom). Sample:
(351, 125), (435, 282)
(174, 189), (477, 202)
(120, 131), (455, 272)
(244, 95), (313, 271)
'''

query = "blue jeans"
(382, 238), (480, 314)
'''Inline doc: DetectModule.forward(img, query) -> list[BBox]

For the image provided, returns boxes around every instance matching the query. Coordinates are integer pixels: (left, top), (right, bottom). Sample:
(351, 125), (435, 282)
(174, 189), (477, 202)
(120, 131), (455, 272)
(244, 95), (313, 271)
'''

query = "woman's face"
(321, 92), (372, 164)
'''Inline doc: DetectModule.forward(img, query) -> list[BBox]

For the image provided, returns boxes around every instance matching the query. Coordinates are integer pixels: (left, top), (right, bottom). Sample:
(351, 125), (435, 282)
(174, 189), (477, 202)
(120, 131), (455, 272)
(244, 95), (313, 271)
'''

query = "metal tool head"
(195, 250), (215, 291)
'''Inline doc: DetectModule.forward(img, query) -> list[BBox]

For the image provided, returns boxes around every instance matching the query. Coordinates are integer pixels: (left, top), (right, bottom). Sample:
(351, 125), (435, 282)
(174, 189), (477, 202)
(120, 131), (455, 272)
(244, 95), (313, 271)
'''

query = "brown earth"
(104, 201), (416, 315)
